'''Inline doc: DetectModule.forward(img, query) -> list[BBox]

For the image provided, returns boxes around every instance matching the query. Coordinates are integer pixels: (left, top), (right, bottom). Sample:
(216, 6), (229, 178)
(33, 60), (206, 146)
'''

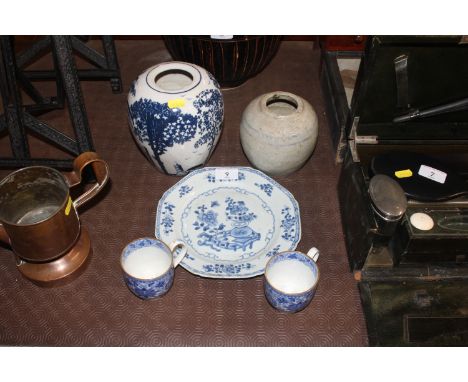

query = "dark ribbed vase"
(163, 35), (282, 88)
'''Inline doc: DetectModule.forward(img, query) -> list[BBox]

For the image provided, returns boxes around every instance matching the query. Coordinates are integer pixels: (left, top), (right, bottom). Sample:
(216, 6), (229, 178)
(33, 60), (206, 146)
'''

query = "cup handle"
(169, 240), (188, 268)
(63, 151), (110, 209)
(0, 223), (10, 245)
(306, 247), (320, 262)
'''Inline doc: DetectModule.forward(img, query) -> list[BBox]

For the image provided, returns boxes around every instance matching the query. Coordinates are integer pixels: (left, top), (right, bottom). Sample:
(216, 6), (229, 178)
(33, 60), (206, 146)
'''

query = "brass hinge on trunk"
(348, 116), (378, 162)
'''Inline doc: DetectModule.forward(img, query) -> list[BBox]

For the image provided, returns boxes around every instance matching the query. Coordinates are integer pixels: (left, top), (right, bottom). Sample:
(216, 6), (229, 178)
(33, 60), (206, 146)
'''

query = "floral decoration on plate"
(155, 167), (300, 278)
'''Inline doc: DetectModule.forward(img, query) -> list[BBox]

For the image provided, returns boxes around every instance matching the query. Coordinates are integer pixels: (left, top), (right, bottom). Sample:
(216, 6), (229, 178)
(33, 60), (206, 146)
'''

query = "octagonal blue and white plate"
(155, 167), (301, 278)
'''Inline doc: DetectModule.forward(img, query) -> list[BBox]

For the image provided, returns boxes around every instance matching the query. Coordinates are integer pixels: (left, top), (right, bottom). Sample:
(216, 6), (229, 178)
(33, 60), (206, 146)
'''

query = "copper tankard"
(0, 152), (109, 263)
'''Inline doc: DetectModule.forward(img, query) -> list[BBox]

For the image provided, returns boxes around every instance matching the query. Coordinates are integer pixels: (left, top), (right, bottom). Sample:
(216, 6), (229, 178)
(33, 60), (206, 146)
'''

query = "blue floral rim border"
(155, 167), (301, 278)
(121, 237), (172, 280)
(264, 251), (320, 295)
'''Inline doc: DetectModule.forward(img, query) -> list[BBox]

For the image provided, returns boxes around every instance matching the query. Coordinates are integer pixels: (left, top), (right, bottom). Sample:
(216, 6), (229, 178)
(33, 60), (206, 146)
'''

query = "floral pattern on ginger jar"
(128, 61), (224, 176)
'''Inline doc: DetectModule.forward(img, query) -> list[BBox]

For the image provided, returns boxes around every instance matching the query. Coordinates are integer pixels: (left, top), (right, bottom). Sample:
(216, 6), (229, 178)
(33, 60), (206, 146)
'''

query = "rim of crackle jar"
(264, 250), (320, 296)
(260, 91), (304, 119)
(145, 61), (203, 95)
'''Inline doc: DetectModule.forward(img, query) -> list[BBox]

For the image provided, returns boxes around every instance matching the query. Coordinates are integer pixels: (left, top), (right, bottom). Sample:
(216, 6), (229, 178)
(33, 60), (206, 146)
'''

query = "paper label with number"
(418, 165), (447, 184)
(215, 168), (239, 181)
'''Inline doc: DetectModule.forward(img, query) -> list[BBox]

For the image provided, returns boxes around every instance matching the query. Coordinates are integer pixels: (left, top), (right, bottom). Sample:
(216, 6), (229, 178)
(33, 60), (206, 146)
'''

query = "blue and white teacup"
(121, 237), (187, 300)
(264, 248), (320, 313)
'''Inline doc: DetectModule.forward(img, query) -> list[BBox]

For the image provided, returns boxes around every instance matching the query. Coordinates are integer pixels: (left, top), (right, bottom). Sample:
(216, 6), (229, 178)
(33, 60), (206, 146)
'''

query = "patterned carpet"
(0, 39), (368, 346)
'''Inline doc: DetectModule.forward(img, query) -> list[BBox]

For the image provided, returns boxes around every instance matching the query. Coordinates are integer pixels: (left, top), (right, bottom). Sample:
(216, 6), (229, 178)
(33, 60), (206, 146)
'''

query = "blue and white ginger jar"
(128, 61), (224, 176)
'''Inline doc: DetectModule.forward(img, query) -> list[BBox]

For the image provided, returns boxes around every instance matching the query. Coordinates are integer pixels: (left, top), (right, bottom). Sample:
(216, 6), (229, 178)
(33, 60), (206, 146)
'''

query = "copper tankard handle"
(64, 151), (110, 209)
(0, 152), (109, 245)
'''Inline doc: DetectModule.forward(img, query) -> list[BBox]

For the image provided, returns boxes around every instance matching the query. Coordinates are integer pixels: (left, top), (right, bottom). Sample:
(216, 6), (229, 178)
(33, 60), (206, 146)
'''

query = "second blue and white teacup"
(264, 248), (320, 313)
(121, 237), (187, 300)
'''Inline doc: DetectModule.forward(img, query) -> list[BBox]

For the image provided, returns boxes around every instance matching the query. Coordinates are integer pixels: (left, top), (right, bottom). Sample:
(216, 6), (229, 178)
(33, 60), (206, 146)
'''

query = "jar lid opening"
(145, 62), (202, 94)
(265, 94), (299, 117)
(154, 69), (194, 92)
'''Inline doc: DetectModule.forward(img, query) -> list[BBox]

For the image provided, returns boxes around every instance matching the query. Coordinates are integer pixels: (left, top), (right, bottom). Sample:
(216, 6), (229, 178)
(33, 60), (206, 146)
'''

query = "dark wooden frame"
(0, 36), (121, 169)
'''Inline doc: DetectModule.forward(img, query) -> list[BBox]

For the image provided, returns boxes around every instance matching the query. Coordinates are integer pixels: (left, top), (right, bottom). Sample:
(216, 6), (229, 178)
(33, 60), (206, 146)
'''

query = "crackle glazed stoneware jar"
(240, 91), (318, 176)
(128, 61), (224, 176)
